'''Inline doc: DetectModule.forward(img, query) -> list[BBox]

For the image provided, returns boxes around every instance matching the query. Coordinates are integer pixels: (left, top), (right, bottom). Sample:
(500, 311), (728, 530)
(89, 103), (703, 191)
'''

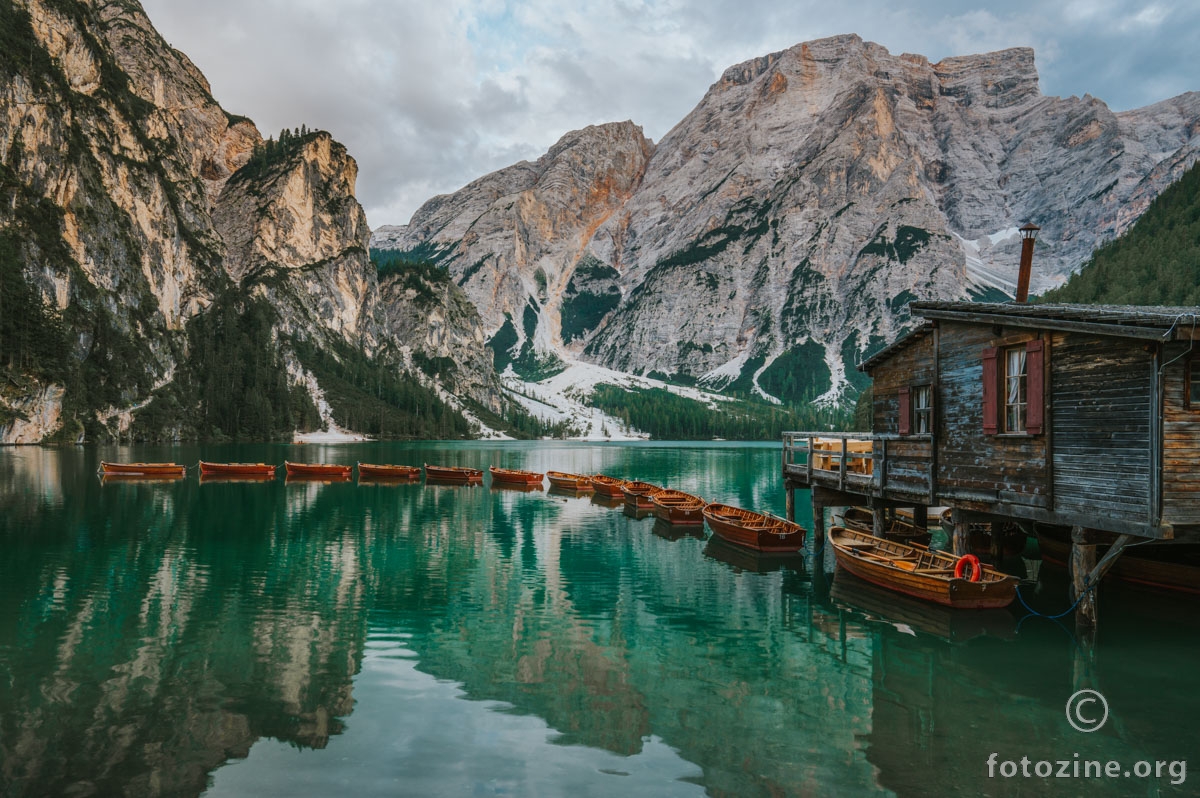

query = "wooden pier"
(785, 301), (1200, 627)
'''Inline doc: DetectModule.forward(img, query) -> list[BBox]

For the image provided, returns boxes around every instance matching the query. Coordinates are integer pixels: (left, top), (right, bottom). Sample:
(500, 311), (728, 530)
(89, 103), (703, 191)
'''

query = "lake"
(1, 441), (1196, 796)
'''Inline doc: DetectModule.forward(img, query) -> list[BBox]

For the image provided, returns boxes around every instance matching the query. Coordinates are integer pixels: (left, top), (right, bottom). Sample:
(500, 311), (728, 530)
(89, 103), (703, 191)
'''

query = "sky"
(139, 0), (1199, 229)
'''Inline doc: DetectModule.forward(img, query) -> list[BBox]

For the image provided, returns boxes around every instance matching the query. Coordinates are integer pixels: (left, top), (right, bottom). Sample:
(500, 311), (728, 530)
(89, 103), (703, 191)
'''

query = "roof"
(909, 301), (1200, 342)
(859, 323), (934, 372)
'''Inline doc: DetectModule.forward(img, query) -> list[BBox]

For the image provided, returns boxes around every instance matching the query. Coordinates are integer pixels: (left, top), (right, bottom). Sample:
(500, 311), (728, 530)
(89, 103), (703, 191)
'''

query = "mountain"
(375, 35), (1200, 403)
(0, 0), (498, 443)
(1040, 159), (1200, 305)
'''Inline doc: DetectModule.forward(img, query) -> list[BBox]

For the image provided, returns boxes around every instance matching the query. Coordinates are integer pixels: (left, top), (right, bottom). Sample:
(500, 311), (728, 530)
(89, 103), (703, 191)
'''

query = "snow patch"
(504, 358), (740, 440)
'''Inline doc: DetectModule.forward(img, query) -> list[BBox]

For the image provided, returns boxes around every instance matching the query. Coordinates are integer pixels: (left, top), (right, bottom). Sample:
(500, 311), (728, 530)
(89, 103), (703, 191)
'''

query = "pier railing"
(782, 432), (934, 500)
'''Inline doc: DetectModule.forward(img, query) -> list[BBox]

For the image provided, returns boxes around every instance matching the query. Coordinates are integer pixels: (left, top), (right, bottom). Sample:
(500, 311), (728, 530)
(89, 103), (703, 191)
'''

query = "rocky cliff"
(377, 35), (1200, 402)
(0, 0), (495, 443)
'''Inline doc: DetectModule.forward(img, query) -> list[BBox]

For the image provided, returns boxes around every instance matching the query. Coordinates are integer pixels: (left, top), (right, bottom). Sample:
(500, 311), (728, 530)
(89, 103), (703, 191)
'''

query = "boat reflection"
(199, 473), (277, 485)
(831, 572), (1017, 643)
(284, 474), (352, 485)
(547, 485), (594, 500)
(703, 536), (805, 574)
(651, 517), (706, 541)
(589, 492), (624, 509)
(357, 475), (421, 487)
(100, 473), (186, 485)
(488, 481), (544, 493)
(622, 503), (653, 521)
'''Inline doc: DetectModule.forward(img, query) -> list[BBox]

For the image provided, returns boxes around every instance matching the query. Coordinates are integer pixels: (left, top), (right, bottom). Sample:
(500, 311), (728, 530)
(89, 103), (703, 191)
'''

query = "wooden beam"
(951, 508), (968, 556)
(1087, 533), (1136, 586)
(811, 500), (826, 554)
(1070, 526), (1098, 629)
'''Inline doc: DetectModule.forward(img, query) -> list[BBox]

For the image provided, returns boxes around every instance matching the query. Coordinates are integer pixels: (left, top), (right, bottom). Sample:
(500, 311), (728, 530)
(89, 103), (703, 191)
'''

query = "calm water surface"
(1, 442), (1197, 797)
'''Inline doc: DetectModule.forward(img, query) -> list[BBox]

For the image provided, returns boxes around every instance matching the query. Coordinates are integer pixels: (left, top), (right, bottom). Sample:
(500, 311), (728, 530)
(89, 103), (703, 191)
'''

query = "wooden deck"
(782, 431), (1176, 540)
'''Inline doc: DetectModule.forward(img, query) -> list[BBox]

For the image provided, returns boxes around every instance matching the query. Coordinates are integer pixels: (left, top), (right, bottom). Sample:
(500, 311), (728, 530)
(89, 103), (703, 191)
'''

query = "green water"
(1, 442), (1197, 797)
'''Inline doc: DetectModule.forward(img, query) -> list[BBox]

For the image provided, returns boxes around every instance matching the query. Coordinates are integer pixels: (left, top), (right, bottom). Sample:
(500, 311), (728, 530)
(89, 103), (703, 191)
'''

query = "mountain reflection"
(1, 444), (1197, 797)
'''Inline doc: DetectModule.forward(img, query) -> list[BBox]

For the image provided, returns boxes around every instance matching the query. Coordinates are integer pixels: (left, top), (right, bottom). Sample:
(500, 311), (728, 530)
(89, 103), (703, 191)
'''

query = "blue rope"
(1015, 577), (1094, 620)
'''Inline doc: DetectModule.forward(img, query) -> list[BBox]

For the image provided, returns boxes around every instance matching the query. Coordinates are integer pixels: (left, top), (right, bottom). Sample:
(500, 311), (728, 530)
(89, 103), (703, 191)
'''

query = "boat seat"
(838, 540), (878, 548)
(914, 567), (955, 574)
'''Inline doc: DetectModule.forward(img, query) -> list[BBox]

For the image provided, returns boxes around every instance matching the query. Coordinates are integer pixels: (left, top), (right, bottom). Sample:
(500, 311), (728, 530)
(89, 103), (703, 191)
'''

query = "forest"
(1042, 160), (1200, 305)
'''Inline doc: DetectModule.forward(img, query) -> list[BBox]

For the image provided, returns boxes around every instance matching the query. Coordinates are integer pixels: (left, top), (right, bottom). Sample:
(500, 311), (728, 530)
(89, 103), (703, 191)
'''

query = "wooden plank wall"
(936, 326), (1047, 505)
(871, 334), (935, 435)
(1161, 345), (1200, 524)
(1050, 333), (1151, 523)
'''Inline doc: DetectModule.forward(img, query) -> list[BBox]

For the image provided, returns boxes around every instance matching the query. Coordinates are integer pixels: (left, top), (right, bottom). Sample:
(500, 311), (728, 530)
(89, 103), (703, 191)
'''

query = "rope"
(1015, 577), (1094, 620)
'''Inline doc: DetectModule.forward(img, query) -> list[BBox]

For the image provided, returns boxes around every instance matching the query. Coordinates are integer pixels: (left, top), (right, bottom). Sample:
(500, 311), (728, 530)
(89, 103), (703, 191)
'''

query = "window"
(913, 385), (932, 434)
(1190, 357), (1200, 409)
(983, 339), (1044, 436)
(1004, 346), (1027, 433)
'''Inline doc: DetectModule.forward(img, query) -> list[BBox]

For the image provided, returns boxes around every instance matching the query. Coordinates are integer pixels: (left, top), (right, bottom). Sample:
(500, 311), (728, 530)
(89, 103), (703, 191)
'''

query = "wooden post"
(951, 509), (968, 556)
(811, 499), (826, 554)
(912, 505), (928, 532)
(872, 500), (887, 538)
(989, 522), (1002, 563)
(1070, 525), (1098, 629)
(785, 481), (795, 522)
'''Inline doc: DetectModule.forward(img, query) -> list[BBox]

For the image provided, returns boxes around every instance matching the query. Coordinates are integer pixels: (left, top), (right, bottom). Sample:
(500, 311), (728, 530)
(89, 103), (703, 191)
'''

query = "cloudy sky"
(140, 0), (1198, 228)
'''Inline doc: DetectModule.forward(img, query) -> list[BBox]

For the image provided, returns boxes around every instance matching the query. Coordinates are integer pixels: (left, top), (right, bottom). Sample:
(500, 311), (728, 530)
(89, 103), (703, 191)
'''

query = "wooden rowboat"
(703, 502), (806, 553)
(284, 461), (352, 478)
(829, 526), (1018, 609)
(621, 481), (661, 510)
(843, 506), (932, 547)
(651, 489), (707, 526)
(358, 463), (421, 479)
(425, 464), (483, 483)
(546, 471), (593, 491)
(100, 461), (186, 477)
(589, 474), (627, 499)
(489, 466), (544, 486)
(199, 461), (277, 477)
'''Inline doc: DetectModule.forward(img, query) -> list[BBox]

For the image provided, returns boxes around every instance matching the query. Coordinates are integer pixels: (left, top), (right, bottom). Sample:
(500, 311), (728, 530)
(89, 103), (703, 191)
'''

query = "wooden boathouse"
(783, 300), (1200, 624)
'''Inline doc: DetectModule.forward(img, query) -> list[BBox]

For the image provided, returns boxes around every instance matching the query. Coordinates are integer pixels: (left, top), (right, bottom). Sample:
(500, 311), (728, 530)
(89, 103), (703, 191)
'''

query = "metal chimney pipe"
(1015, 222), (1039, 303)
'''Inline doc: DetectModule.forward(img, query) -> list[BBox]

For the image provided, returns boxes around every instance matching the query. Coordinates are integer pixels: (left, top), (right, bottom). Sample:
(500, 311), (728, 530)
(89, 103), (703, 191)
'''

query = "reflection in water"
(1, 443), (1198, 797)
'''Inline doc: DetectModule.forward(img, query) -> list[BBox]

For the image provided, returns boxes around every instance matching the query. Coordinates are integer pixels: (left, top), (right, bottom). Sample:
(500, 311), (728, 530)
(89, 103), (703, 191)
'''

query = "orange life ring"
(954, 554), (982, 582)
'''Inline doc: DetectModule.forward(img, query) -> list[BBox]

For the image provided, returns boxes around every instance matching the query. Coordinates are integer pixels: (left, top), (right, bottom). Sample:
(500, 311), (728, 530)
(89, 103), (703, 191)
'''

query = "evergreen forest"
(1042, 160), (1200, 305)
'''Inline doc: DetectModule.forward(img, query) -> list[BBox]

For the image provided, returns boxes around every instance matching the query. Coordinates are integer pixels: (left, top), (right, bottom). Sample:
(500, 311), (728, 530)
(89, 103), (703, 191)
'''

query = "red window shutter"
(898, 387), (911, 435)
(1026, 339), (1045, 434)
(982, 347), (999, 434)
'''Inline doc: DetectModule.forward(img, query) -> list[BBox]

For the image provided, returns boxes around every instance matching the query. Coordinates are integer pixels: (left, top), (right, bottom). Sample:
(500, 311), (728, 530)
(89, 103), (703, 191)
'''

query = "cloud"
(140, 0), (1200, 227)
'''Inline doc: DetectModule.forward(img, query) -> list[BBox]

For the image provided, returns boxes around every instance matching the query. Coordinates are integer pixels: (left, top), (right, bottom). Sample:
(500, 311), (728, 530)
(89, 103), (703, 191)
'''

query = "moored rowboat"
(829, 526), (1018, 609)
(358, 463), (421, 479)
(843, 506), (932, 547)
(703, 502), (806, 553)
(621, 481), (661, 510)
(284, 461), (352, 478)
(199, 461), (277, 477)
(546, 471), (593, 491)
(489, 466), (544, 486)
(651, 489), (706, 526)
(100, 461), (186, 477)
(589, 474), (627, 498)
(425, 464), (484, 483)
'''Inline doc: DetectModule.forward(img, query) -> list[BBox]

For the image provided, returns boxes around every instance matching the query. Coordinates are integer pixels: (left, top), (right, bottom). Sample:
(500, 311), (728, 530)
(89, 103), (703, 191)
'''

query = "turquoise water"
(0, 442), (1196, 797)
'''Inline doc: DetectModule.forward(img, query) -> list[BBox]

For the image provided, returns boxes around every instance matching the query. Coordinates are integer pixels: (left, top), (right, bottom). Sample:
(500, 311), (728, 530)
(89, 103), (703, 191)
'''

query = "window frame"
(912, 384), (933, 434)
(1002, 344), (1028, 434)
(1189, 356), (1200, 410)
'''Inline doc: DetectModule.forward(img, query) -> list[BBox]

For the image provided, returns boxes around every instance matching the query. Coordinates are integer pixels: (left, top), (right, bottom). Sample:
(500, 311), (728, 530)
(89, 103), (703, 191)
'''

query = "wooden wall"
(935, 325), (1047, 506)
(1050, 333), (1152, 524)
(1161, 344), (1200, 525)
(871, 332), (935, 436)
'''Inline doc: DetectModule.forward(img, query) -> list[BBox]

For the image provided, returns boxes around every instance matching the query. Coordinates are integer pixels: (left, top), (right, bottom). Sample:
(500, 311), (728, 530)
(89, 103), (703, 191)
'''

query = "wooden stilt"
(912, 505), (927, 532)
(989, 522), (1002, 563)
(951, 509), (968, 556)
(872, 500), (887, 538)
(785, 481), (795, 523)
(1070, 525), (1098, 630)
(811, 501), (826, 554)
